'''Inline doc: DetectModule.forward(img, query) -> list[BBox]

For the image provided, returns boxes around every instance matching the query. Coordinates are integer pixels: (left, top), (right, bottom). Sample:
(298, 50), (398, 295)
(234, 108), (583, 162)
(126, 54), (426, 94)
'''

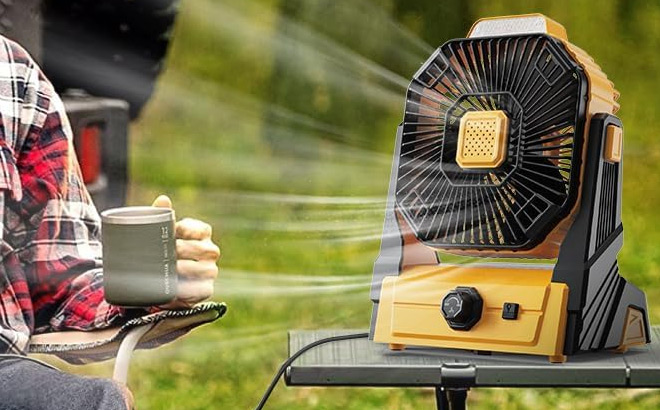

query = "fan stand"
(551, 113), (650, 354)
(369, 124), (438, 341)
(370, 115), (650, 359)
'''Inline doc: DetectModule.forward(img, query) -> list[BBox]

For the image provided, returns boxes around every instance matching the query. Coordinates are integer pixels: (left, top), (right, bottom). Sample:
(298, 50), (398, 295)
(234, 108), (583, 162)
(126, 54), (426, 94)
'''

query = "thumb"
(152, 194), (173, 209)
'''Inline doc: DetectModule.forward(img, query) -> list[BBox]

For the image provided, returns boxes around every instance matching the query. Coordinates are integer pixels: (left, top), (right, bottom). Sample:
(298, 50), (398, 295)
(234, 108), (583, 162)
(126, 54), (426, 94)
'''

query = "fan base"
(373, 264), (569, 361)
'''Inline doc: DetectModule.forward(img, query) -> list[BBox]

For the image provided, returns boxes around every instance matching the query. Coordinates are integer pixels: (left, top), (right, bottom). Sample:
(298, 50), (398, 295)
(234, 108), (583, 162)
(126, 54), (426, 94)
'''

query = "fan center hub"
(456, 110), (509, 169)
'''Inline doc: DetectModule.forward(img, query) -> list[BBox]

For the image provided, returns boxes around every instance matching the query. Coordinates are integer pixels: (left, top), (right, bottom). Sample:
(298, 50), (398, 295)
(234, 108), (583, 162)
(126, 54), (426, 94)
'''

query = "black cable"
(254, 332), (369, 410)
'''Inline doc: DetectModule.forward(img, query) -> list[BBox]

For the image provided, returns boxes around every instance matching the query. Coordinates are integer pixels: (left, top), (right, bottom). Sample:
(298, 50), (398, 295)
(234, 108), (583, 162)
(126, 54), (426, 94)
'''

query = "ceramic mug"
(101, 206), (177, 306)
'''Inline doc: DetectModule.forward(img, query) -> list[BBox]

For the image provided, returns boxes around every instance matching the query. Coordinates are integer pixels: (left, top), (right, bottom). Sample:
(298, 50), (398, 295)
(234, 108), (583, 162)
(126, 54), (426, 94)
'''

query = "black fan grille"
(396, 35), (587, 250)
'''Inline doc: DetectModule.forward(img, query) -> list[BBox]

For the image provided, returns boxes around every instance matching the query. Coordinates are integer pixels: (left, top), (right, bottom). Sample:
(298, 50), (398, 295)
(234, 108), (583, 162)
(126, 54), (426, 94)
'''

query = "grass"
(49, 1), (660, 409)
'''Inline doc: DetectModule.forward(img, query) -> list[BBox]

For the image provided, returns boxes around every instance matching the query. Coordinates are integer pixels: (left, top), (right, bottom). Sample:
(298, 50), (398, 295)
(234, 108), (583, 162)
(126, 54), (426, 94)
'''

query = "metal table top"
(286, 328), (660, 388)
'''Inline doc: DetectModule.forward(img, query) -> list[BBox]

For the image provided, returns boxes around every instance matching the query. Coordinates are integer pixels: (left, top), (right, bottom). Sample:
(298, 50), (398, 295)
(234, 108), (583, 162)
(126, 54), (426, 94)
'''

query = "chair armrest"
(28, 302), (226, 363)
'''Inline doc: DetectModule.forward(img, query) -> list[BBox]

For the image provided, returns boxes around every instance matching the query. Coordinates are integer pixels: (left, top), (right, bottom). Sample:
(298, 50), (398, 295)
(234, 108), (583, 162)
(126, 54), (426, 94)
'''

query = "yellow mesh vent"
(456, 111), (509, 168)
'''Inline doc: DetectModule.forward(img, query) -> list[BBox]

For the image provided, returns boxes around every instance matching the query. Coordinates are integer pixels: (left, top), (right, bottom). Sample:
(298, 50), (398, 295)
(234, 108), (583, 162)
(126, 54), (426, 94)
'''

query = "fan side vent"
(595, 162), (618, 248)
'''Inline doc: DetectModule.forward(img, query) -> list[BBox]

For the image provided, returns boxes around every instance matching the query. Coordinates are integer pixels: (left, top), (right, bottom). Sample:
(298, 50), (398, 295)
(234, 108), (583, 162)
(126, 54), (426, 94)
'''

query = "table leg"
(435, 387), (468, 410)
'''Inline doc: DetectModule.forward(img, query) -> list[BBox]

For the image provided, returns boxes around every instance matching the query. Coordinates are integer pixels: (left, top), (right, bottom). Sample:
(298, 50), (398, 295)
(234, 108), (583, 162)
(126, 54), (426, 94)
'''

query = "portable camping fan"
(370, 14), (650, 362)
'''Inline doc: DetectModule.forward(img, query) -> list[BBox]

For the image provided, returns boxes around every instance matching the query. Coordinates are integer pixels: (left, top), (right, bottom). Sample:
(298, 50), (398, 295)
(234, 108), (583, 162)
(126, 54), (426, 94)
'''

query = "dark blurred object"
(0, 0), (180, 210)
(43, 0), (180, 119)
(0, 0), (42, 60)
(63, 90), (129, 210)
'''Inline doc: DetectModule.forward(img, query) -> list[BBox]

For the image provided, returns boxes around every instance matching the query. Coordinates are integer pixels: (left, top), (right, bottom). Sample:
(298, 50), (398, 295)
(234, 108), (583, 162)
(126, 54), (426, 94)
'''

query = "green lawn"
(54, 1), (660, 408)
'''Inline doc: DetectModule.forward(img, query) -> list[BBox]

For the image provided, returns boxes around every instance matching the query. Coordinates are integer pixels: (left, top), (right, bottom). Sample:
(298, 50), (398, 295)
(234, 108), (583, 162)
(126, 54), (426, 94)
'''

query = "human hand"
(152, 195), (220, 309)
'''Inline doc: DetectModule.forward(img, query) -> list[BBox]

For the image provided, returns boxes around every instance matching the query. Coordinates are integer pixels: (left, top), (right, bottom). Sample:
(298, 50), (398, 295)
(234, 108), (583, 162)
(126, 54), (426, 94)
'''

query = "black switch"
(502, 302), (519, 320)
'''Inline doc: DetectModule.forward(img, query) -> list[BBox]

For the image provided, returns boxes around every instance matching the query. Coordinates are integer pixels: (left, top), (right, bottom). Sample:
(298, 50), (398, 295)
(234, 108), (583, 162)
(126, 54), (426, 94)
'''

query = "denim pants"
(0, 357), (128, 410)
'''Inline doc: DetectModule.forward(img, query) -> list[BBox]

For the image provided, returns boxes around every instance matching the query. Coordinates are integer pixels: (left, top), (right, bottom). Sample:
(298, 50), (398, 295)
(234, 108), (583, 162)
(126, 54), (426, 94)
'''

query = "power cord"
(254, 332), (369, 410)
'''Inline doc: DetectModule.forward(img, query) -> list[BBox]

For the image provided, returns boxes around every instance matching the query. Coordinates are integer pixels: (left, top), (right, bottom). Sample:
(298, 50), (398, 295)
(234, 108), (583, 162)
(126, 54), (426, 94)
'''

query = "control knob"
(441, 287), (483, 331)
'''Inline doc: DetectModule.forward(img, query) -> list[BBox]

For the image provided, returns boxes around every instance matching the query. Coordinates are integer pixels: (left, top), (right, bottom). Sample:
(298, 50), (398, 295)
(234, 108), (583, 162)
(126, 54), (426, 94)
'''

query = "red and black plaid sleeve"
(0, 36), (126, 353)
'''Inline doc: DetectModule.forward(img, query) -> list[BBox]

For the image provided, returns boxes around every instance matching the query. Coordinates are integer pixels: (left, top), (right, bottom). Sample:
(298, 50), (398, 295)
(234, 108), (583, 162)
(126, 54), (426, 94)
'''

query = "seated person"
(0, 35), (220, 409)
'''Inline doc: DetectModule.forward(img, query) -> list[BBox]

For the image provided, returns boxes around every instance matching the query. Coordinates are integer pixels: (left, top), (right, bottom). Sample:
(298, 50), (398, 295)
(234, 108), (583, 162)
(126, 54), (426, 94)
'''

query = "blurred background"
(21, 0), (660, 408)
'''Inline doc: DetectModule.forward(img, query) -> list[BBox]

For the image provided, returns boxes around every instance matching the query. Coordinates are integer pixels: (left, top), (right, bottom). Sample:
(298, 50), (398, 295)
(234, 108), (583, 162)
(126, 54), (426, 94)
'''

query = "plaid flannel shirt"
(0, 36), (130, 354)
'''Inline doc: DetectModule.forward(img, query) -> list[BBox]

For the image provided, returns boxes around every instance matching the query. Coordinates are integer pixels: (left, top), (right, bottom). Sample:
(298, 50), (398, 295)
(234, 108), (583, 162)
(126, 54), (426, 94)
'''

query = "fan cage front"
(395, 34), (589, 251)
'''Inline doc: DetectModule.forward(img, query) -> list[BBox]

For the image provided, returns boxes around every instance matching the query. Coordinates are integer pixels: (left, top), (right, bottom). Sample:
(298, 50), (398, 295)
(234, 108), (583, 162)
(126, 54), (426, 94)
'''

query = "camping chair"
(28, 301), (227, 384)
